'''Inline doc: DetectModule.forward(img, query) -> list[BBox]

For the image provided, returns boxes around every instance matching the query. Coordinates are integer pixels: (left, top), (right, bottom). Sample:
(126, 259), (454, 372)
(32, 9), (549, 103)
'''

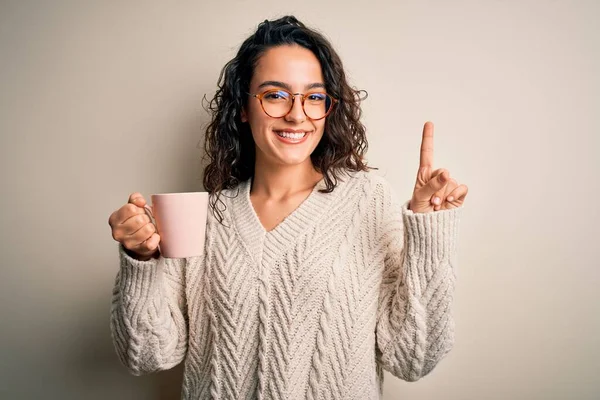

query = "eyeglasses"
(249, 89), (338, 120)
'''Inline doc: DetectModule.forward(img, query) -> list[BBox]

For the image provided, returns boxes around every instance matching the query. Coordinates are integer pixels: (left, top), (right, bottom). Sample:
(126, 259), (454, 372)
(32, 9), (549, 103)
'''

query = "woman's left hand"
(408, 121), (469, 214)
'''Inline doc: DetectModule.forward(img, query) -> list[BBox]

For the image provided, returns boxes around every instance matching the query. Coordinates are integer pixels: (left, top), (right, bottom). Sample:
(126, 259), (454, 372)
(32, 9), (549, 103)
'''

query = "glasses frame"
(249, 88), (338, 120)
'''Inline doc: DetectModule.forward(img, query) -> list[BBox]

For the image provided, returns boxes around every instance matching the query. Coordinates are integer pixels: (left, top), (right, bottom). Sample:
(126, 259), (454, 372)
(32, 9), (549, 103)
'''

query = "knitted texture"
(110, 169), (462, 399)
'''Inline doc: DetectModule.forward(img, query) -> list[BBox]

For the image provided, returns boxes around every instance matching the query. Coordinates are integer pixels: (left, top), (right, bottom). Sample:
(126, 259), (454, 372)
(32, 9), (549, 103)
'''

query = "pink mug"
(143, 192), (209, 258)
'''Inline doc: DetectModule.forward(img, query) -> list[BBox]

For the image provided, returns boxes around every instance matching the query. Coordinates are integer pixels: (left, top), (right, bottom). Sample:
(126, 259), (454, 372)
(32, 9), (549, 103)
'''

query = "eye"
(264, 90), (290, 100)
(307, 93), (327, 101)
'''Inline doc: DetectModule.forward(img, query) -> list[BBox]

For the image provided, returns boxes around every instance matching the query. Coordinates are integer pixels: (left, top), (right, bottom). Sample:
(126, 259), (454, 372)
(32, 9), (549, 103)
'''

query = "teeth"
(277, 131), (306, 139)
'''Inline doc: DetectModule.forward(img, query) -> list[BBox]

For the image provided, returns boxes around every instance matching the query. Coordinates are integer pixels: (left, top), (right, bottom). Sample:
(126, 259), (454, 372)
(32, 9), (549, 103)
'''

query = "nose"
(284, 94), (306, 123)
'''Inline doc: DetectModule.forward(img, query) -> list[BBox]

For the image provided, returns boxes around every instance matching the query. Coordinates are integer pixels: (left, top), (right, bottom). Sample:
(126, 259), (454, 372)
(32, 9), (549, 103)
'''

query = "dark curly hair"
(202, 15), (375, 224)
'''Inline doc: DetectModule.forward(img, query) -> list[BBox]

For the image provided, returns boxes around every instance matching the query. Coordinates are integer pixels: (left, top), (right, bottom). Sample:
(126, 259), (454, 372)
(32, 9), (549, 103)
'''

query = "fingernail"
(433, 197), (441, 205)
(439, 174), (446, 182)
(448, 196), (454, 202)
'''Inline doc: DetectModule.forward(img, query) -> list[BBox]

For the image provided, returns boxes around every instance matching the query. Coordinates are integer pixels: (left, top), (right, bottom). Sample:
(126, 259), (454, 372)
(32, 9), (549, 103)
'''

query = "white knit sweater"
(110, 169), (463, 399)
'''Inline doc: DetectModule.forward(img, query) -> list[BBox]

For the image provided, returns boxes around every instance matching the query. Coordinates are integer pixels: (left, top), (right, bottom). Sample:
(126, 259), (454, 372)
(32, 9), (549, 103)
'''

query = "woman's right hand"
(108, 192), (161, 261)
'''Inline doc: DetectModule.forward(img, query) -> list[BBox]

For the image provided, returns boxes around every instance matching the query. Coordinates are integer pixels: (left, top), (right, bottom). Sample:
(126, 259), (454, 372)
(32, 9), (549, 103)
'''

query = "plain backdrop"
(1, 1), (598, 399)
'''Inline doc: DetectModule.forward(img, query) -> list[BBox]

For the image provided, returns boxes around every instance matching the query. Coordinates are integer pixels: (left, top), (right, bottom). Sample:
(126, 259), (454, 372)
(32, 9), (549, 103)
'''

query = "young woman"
(108, 15), (468, 400)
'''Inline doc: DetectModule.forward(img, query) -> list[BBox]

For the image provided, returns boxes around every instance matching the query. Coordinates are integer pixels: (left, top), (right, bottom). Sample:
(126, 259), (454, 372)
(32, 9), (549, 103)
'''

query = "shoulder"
(207, 179), (247, 206)
(339, 170), (409, 243)
(357, 169), (411, 219)
(333, 169), (407, 219)
(350, 169), (401, 200)
(330, 169), (401, 204)
(336, 168), (385, 189)
(205, 179), (248, 226)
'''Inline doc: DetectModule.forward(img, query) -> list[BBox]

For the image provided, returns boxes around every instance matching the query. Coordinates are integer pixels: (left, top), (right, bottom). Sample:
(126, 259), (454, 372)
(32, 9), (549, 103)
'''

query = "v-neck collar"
(230, 175), (337, 265)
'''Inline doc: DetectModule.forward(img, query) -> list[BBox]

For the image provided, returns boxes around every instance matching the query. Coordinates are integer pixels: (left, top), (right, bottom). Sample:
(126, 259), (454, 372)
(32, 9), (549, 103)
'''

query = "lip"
(274, 129), (310, 133)
(273, 129), (311, 144)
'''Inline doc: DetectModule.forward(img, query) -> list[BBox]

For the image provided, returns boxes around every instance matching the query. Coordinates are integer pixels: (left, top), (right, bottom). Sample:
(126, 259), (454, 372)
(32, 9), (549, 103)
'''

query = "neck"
(251, 158), (323, 200)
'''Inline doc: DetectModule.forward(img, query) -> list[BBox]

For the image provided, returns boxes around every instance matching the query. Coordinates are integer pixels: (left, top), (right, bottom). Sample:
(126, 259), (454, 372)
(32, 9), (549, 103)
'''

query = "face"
(241, 45), (327, 168)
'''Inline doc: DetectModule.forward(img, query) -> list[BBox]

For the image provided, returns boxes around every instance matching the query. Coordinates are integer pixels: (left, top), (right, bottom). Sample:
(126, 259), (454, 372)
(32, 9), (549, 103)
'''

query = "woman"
(108, 15), (468, 400)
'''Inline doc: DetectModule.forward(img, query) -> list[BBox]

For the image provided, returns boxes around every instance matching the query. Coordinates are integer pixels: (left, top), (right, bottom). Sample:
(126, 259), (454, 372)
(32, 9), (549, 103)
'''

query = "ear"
(241, 106), (248, 123)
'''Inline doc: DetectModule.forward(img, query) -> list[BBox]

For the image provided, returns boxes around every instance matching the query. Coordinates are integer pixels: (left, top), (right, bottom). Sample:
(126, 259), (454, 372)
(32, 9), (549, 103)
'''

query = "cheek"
(316, 119), (326, 133)
(247, 104), (271, 133)
(313, 119), (326, 139)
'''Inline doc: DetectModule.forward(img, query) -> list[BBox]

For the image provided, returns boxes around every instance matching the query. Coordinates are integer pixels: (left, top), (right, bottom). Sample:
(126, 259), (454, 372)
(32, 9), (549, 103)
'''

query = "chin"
(273, 153), (312, 166)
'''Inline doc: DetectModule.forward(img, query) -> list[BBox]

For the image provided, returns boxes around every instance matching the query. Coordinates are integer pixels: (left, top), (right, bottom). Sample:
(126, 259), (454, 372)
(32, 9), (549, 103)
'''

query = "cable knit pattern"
(110, 169), (463, 399)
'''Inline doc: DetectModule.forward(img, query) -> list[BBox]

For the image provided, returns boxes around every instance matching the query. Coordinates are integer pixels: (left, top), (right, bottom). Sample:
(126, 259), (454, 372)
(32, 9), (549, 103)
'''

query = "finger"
(432, 177), (456, 205)
(139, 233), (160, 254)
(112, 212), (152, 243)
(123, 221), (156, 250)
(443, 179), (458, 200)
(419, 121), (435, 169)
(431, 182), (446, 206)
(416, 167), (443, 187)
(109, 203), (141, 228)
(126, 231), (160, 257)
(415, 168), (448, 200)
(120, 212), (153, 236)
(128, 192), (147, 207)
(435, 179), (458, 210)
(432, 176), (456, 210)
(448, 184), (468, 202)
(109, 194), (146, 227)
(115, 202), (146, 225)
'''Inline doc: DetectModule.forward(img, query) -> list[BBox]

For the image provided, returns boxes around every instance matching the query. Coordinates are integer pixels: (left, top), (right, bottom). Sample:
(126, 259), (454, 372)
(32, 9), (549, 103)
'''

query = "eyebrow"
(257, 80), (326, 91)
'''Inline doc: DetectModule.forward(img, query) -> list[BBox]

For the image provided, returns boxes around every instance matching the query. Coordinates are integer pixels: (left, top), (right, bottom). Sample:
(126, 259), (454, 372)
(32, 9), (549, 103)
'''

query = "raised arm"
(375, 179), (462, 381)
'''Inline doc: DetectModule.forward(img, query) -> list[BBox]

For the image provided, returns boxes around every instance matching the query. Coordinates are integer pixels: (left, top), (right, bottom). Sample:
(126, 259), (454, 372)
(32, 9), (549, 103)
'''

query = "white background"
(1, 0), (598, 399)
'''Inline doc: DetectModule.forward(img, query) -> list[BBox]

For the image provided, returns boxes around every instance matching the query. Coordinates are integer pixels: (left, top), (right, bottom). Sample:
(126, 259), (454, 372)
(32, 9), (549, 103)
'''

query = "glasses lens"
(262, 90), (293, 118)
(260, 90), (334, 119)
(303, 92), (332, 120)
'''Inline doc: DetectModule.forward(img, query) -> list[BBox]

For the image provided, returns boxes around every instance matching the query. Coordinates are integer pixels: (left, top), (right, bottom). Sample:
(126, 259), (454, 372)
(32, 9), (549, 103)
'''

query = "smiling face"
(242, 45), (327, 168)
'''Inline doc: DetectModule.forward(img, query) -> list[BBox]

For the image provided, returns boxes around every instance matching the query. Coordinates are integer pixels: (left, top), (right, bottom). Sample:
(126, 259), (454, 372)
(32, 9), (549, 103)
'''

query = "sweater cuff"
(401, 199), (462, 262)
(117, 243), (162, 300)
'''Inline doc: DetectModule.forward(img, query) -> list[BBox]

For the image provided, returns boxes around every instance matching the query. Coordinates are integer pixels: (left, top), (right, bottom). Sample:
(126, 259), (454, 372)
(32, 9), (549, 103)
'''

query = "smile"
(274, 130), (310, 144)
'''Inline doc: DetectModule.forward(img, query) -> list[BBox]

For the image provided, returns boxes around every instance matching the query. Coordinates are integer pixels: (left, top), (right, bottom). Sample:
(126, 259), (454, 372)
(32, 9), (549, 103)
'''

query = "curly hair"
(202, 15), (375, 224)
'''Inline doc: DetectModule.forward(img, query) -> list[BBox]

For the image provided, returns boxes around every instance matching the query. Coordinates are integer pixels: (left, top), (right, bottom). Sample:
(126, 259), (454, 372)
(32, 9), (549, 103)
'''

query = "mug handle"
(143, 204), (162, 254)
(143, 204), (156, 227)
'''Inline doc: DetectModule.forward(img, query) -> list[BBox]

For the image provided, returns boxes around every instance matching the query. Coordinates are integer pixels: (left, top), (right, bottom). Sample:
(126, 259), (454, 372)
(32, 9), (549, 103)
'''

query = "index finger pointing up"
(420, 121), (435, 168)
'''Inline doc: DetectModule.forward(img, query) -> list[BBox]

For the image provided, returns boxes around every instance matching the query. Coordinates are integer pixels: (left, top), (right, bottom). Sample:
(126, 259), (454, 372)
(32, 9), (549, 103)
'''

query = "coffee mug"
(143, 192), (209, 258)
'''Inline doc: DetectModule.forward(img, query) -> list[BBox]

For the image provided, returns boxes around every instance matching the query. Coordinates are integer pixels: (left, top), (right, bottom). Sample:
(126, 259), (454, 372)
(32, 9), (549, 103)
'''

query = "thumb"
(128, 192), (147, 208)
(417, 170), (448, 199)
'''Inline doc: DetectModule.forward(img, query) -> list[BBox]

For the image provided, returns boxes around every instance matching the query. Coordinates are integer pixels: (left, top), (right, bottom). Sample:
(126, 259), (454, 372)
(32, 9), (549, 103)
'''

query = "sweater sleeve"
(374, 179), (462, 382)
(110, 243), (197, 375)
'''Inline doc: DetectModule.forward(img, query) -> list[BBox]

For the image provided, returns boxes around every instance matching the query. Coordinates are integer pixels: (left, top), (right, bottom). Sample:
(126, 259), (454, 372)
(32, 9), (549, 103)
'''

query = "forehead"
(252, 45), (324, 87)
